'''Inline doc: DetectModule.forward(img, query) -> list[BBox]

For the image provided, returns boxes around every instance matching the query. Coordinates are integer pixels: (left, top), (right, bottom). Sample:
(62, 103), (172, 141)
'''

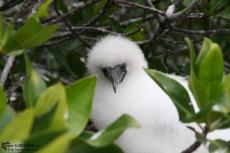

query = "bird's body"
(92, 68), (206, 153)
(86, 35), (228, 153)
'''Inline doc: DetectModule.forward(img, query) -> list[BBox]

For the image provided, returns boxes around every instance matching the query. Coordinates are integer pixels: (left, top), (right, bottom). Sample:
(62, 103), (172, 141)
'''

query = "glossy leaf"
(214, 74), (230, 113)
(189, 71), (208, 108)
(185, 37), (197, 73)
(0, 109), (34, 141)
(216, 7), (230, 19)
(34, 0), (53, 18)
(209, 139), (230, 153)
(196, 38), (212, 67)
(36, 132), (74, 153)
(81, 114), (139, 147)
(146, 69), (195, 122)
(35, 83), (67, 131)
(4, 18), (58, 53)
(65, 76), (96, 136)
(0, 106), (15, 131)
(0, 16), (14, 54)
(35, 83), (66, 116)
(197, 43), (224, 101)
(68, 139), (124, 153)
(22, 130), (65, 153)
(23, 55), (46, 107)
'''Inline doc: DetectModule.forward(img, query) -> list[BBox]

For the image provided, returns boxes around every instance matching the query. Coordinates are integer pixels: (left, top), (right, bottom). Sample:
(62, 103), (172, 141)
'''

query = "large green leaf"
(35, 83), (67, 131)
(22, 130), (65, 153)
(0, 16), (15, 54)
(197, 42), (224, 101)
(214, 74), (230, 114)
(224, 74), (230, 103)
(35, 83), (66, 116)
(145, 69), (195, 122)
(65, 76), (96, 136)
(209, 139), (230, 153)
(189, 71), (208, 108)
(196, 38), (212, 67)
(0, 86), (6, 117)
(0, 109), (34, 142)
(0, 106), (15, 131)
(216, 6), (230, 19)
(36, 132), (74, 153)
(185, 37), (197, 73)
(23, 55), (46, 107)
(3, 18), (57, 53)
(80, 114), (139, 147)
(68, 139), (124, 153)
(34, 0), (53, 18)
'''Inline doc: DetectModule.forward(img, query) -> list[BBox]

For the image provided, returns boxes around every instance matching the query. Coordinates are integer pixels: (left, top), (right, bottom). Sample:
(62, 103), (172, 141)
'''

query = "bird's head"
(87, 35), (147, 93)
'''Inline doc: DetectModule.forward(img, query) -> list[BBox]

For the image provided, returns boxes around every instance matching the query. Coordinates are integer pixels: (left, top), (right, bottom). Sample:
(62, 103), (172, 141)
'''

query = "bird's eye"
(101, 68), (108, 75)
(101, 68), (109, 77)
(120, 63), (126, 71)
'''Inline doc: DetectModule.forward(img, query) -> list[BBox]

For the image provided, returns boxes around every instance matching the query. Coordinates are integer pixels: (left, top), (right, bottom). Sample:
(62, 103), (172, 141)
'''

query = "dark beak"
(101, 64), (127, 93)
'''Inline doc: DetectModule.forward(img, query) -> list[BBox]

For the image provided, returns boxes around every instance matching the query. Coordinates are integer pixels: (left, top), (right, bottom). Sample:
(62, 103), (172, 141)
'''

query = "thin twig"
(171, 28), (230, 35)
(168, 0), (200, 22)
(181, 126), (208, 153)
(84, 0), (111, 26)
(0, 0), (22, 12)
(114, 0), (165, 16)
(47, 0), (100, 24)
(53, 0), (91, 47)
(0, 56), (15, 87)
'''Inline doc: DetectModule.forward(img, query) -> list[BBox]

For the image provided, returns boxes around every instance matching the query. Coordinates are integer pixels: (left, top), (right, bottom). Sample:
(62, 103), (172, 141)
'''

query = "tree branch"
(181, 126), (208, 153)
(114, 0), (165, 16)
(0, 56), (15, 87)
(168, 0), (200, 22)
(171, 28), (230, 35)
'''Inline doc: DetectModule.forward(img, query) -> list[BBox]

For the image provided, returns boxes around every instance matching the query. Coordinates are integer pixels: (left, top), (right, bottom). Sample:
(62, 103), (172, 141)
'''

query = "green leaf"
(4, 18), (58, 53)
(81, 114), (139, 147)
(216, 6), (230, 19)
(183, 0), (192, 6)
(23, 55), (46, 107)
(109, 18), (123, 33)
(36, 132), (74, 153)
(224, 74), (230, 103)
(209, 139), (230, 153)
(197, 43), (224, 101)
(0, 109), (34, 142)
(209, 115), (230, 130)
(34, 0), (53, 18)
(22, 130), (65, 153)
(214, 74), (230, 114)
(66, 52), (86, 77)
(68, 139), (124, 153)
(0, 106), (15, 131)
(196, 38), (212, 67)
(185, 37), (197, 73)
(35, 83), (66, 116)
(65, 76), (96, 136)
(0, 86), (6, 117)
(189, 71), (208, 108)
(0, 16), (14, 54)
(145, 69), (195, 122)
(93, 0), (107, 16)
(35, 83), (68, 132)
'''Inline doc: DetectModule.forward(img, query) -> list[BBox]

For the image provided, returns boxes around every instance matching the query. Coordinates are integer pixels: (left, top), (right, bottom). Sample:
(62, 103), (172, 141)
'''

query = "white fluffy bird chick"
(87, 35), (208, 153)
